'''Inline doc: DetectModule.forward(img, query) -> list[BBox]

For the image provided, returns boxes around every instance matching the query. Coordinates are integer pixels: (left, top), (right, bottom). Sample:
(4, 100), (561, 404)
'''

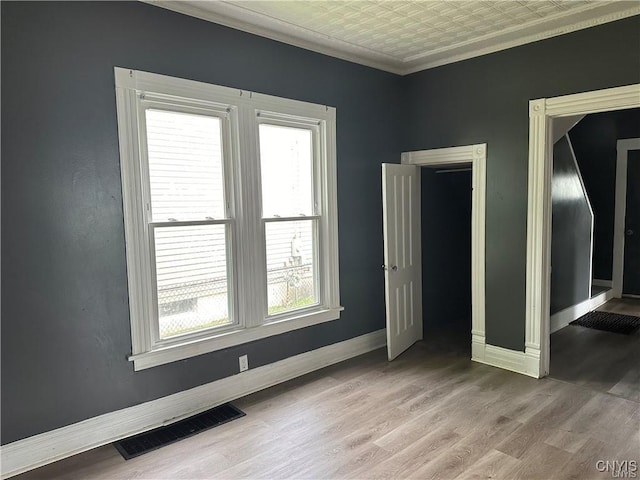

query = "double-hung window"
(115, 68), (341, 370)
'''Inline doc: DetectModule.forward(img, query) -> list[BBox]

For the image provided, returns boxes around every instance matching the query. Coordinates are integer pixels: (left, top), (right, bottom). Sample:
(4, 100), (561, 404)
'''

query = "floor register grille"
(114, 403), (246, 459)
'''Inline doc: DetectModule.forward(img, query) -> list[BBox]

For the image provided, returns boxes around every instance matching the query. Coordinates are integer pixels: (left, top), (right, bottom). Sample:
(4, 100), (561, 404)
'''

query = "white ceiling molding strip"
(402, 3), (640, 74)
(146, 0), (405, 74)
(145, 1), (640, 76)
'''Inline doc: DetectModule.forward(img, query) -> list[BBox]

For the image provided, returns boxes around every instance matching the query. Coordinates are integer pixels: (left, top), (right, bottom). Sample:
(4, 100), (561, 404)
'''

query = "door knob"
(627, 229), (634, 236)
(391, 265), (398, 271)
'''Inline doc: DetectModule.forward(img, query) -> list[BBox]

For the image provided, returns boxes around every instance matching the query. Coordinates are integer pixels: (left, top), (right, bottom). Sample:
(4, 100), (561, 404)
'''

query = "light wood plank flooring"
(15, 304), (640, 479)
(551, 297), (640, 403)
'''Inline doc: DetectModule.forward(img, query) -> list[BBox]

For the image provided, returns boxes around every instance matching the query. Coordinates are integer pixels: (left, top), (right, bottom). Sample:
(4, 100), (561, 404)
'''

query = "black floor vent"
(570, 311), (640, 335)
(114, 403), (246, 460)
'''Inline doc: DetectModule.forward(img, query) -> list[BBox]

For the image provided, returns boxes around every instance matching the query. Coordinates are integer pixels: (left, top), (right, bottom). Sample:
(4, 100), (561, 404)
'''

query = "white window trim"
(114, 67), (342, 370)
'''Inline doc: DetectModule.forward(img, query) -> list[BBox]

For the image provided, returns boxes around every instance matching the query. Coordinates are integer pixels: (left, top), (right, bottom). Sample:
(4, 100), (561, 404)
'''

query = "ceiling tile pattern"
(149, 0), (640, 74)
(231, 1), (588, 60)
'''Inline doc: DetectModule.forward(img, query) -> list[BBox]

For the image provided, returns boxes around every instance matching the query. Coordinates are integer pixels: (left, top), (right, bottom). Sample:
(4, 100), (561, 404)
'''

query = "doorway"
(615, 138), (640, 298)
(382, 144), (487, 363)
(547, 111), (640, 334)
(525, 83), (640, 378)
(421, 166), (472, 356)
(548, 111), (640, 396)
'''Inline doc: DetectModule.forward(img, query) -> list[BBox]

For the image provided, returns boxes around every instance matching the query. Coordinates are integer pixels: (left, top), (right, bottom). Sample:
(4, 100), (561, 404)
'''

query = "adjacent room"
(2, 1), (639, 479)
(549, 108), (640, 402)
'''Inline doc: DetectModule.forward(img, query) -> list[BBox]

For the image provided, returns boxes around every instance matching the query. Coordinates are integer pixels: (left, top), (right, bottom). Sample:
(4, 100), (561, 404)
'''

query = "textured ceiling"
(148, 1), (640, 74)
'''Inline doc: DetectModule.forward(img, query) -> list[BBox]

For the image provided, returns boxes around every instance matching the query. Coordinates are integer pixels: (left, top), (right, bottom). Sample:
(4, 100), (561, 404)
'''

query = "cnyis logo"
(595, 460), (638, 478)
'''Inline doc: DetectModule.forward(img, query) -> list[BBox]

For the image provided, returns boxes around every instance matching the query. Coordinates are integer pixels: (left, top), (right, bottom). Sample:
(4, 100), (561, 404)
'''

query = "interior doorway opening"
(548, 108), (640, 397)
(382, 144), (487, 364)
(525, 83), (640, 378)
(421, 166), (472, 356)
(549, 109), (640, 337)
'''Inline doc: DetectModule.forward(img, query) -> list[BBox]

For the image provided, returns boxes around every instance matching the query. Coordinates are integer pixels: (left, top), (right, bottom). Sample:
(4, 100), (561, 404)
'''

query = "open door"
(382, 163), (422, 360)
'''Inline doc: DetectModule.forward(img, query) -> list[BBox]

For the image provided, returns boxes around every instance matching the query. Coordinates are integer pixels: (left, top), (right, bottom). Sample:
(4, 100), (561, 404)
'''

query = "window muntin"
(115, 68), (340, 370)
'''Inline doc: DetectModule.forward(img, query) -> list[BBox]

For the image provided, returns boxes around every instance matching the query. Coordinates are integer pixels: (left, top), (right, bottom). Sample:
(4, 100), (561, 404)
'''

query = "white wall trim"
(114, 67), (342, 370)
(472, 344), (536, 378)
(592, 278), (613, 288)
(145, 1), (640, 76)
(0, 330), (386, 479)
(550, 288), (615, 334)
(386, 146), (485, 362)
(614, 138), (640, 297)
(526, 84), (640, 379)
(401, 144), (487, 367)
(401, 4), (640, 74)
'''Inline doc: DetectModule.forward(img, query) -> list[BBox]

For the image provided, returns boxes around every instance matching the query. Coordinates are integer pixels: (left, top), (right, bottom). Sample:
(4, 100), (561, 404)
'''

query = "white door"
(382, 163), (423, 360)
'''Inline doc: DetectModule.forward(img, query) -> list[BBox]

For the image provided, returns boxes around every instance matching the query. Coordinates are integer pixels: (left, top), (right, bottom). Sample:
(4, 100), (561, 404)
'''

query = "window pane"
(265, 220), (317, 315)
(146, 109), (226, 222)
(154, 224), (231, 338)
(259, 124), (313, 217)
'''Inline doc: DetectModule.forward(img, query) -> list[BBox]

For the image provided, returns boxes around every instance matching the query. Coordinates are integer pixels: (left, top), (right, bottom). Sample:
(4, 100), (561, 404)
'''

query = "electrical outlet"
(239, 354), (249, 372)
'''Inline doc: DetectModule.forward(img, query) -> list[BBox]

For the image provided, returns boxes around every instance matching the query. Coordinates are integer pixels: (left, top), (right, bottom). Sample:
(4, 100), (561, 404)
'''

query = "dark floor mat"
(570, 311), (640, 335)
(114, 403), (245, 460)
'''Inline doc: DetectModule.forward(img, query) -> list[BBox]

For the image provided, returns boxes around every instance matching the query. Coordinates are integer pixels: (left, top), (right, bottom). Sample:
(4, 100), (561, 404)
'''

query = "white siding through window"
(115, 67), (340, 369)
(146, 109), (226, 222)
(259, 124), (313, 217)
(145, 109), (231, 338)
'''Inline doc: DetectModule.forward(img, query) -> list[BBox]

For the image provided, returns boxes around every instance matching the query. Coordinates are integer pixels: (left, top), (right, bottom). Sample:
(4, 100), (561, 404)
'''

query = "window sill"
(128, 307), (343, 371)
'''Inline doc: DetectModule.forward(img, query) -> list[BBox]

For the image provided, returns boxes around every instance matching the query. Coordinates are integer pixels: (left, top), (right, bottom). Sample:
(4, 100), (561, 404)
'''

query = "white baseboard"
(592, 278), (613, 288)
(472, 343), (536, 378)
(550, 288), (615, 333)
(471, 333), (486, 362)
(591, 288), (614, 310)
(0, 329), (386, 479)
(550, 298), (592, 333)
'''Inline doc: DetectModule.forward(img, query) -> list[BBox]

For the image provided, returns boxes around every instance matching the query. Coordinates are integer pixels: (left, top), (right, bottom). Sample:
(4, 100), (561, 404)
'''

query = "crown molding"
(402, 3), (640, 74)
(144, 0), (406, 75)
(144, 1), (640, 76)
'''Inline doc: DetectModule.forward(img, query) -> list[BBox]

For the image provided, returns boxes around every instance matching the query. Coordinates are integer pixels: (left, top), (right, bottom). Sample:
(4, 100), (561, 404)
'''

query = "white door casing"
(526, 84), (640, 379)
(614, 138), (640, 297)
(401, 144), (487, 366)
(382, 163), (423, 360)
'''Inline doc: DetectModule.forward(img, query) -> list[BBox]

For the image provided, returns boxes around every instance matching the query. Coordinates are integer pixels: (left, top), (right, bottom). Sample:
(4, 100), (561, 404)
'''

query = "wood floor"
(15, 301), (640, 480)
(550, 297), (640, 403)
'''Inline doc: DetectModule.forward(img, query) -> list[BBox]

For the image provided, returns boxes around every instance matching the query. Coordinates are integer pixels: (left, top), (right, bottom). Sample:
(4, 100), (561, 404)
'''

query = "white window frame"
(115, 67), (342, 370)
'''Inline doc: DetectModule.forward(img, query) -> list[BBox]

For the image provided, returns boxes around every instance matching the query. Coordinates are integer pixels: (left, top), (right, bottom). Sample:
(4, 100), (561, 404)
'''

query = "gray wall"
(2, 0), (640, 446)
(570, 108), (640, 280)
(402, 15), (640, 350)
(550, 136), (592, 315)
(1, 1), (402, 444)
(421, 169), (472, 333)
